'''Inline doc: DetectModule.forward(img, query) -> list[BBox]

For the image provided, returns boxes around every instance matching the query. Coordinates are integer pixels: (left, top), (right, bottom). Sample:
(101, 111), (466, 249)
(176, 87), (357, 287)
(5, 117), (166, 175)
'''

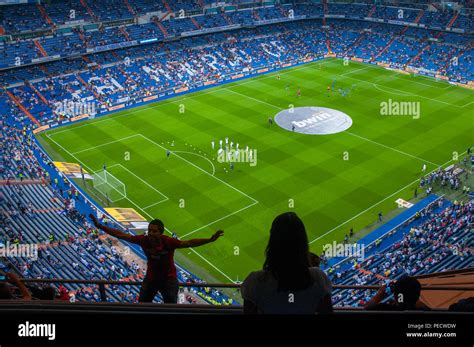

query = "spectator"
(89, 214), (223, 303)
(241, 212), (333, 314)
(365, 275), (428, 311)
(449, 297), (474, 312)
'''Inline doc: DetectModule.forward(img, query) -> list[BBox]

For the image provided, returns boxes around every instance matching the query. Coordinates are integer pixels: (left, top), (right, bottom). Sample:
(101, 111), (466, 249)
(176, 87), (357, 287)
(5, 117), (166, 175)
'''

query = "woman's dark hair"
(263, 212), (312, 291)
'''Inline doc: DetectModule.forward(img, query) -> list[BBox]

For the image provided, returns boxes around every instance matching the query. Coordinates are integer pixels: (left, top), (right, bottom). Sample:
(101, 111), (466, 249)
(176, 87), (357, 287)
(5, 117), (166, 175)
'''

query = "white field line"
(276, 62), (471, 108)
(224, 87), (282, 110)
(374, 71), (452, 90)
(328, 194), (445, 269)
(309, 151), (466, 245)
(65, 133), (257, 229)
(47, 59), (470, 140)
(225, 86), (440, 166)
(341, 66), (371, 76)
(71, 134), (141, 155)
(46, 133), (237, 283)
(180, 200), (259, 238)
(139, 134), (258, 204)
(112, 163), (169, 204)
(373, 83), (413, 96)
(346, 131), (441, 167)
(173, 150), (216, 176)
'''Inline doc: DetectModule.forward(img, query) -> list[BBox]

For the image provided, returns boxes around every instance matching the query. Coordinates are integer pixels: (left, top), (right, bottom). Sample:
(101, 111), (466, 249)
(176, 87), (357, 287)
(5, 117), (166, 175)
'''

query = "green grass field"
(38, 58), (474, 283)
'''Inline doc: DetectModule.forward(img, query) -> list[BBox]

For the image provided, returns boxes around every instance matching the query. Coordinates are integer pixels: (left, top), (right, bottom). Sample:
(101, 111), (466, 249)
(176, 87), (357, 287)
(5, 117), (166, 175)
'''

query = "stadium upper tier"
(0, 19), (472, 128)
(0, 3), (472, 68)
(0, 2), (472, 35)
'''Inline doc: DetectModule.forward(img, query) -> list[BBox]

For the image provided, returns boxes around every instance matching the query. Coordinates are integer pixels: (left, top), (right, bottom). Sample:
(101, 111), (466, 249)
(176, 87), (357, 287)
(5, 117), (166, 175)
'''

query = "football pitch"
(38, 58), (474, 283)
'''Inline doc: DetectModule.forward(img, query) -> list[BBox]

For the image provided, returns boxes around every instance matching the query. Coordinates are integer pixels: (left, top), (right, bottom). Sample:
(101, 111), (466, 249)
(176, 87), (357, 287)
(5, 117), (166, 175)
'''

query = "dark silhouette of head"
(264, 212), (311, 291)
(309, 252), (320, 267)
(449, 297), (474, 312)
(148, 219), (164, 241)
(393, 275), (421, 309)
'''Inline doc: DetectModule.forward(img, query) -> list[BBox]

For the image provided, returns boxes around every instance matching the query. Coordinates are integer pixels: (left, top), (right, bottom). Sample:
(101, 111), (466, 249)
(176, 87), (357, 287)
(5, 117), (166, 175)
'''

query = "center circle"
(274, 107), (353, 135)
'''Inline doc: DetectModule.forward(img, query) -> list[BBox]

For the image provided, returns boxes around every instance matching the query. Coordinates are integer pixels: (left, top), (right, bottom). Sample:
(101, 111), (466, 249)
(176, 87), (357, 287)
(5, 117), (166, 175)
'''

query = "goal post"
(92, 170), (126, 202)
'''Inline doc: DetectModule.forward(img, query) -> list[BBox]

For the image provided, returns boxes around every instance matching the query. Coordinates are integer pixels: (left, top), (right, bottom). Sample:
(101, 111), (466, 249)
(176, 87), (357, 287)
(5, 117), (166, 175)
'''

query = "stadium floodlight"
(93, 170), (127, 202)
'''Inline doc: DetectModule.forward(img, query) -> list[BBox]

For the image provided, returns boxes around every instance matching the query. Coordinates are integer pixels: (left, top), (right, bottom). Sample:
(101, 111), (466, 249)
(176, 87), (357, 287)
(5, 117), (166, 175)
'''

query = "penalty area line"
(45, 133), (236, 283)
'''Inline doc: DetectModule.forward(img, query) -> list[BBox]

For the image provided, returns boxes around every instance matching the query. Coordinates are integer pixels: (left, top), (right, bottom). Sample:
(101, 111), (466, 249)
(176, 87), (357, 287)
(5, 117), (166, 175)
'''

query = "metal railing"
(18, 277), (474, 304)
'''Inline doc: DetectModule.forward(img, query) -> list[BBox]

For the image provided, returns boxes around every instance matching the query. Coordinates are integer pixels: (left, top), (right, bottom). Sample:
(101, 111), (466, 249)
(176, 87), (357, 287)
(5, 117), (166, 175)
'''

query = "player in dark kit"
(89, 214), (224, 303)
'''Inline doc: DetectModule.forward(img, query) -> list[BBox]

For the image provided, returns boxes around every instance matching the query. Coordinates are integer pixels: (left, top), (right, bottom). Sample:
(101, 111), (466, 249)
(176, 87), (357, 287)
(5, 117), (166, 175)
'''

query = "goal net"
(93, 170), (126, 202)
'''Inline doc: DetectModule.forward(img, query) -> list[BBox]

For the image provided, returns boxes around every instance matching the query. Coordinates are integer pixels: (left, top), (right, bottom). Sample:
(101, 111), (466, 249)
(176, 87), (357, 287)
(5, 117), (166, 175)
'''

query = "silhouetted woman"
(241, 212), (333, 314)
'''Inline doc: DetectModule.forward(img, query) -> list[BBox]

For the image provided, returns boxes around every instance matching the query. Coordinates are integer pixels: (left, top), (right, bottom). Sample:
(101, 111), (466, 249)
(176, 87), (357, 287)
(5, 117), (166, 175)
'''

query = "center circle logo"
(274, 107), (353, 135)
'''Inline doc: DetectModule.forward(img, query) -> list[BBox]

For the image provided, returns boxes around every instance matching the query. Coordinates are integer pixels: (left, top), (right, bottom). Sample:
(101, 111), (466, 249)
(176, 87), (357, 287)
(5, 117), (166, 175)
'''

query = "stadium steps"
(116, 65), (136, 86)
(80, 0), (98, 21)
(152, 17), (169, 37)
(26, 81), (49, 106)
(447, 12), (459, 29)
(372, 37), (396, 62)
(252, 9), (261, 21)
(78, 30), (88, 46)
(33, 40), (48, 57)
(277, 4), (288, 18)
(196, 0), (204, 10)
(322, 0), (328, 15)
(407, 41), (431, 66)
(119, 26), (131, 41)
(414, 10), (425, 24)
(0, 25), (4, 35)
(191, 17), (202, 30)
(161, 0), (173, 14)
(75, 74), (102, 100)
(343, 32), (365, 56)
(367, 5), (377, 18)
(6, 91), (40, 126)
(124, 0), (136, 16)
(36, 4), (54, 27)
(222, 11), (233, 26)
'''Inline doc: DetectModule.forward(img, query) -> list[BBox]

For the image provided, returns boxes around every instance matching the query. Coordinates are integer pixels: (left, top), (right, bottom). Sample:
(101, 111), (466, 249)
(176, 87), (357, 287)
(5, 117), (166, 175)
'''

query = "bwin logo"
(292, 112), (332, 128)
(18, 321), (56, 341)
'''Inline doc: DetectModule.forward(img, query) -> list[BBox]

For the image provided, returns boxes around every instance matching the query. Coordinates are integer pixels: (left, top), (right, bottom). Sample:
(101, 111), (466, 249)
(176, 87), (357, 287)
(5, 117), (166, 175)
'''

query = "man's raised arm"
(89, 214), (134, 242)
(177, 230), (224, 248)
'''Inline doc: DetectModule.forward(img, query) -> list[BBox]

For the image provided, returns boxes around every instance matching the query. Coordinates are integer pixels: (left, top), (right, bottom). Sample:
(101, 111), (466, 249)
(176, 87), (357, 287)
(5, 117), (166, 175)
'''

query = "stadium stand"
(0, 1), (472, 315)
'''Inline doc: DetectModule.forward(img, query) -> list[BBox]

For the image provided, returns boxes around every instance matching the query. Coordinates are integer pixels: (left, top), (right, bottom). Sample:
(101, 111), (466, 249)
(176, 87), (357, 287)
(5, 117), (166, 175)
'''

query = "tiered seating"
(161, 17), (196, 35)
(43, 0), (93, 25)
(129, 0), (166, 15)
(327, 3), (370, 18)
(371, 5), (420, 22)
(194, 13), (229, 28)
(168, 0), (201, 13)
(419, 10), (454, 28)
(1, 19), (472, 127)
(38, 33), (85, 57)
(328, 199), (473, 307)
(10, 85), (52, 122)
(126, 23), (164, 41)
(0, 4), (48, 33)
(86, 0), (134, 22)
(0, 40), (39, 69)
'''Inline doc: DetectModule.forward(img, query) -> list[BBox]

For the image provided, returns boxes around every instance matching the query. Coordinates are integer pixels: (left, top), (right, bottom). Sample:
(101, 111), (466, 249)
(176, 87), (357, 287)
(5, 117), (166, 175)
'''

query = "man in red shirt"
(89, 214), (223, 303)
